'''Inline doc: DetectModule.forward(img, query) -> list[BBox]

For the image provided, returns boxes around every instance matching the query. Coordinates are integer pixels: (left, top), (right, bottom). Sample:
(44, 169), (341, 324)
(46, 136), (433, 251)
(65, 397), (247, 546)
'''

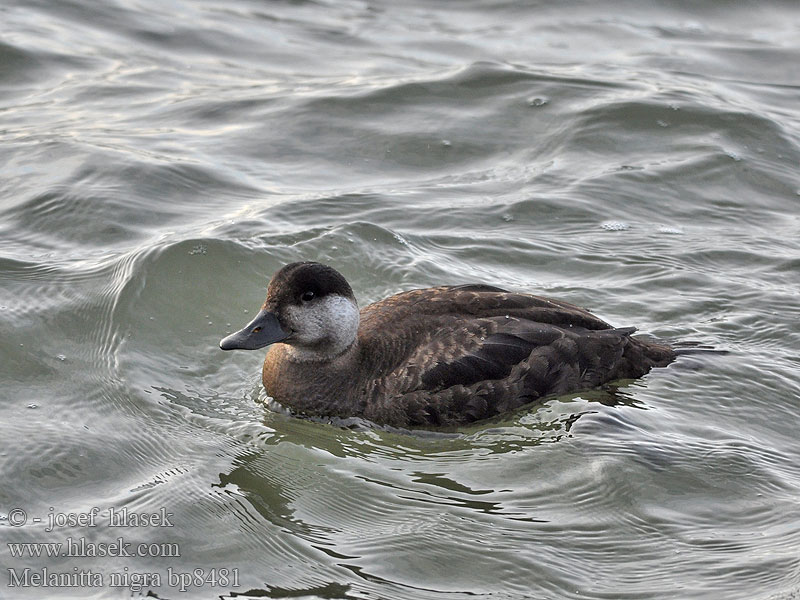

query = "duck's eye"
(300, 291), (315, 302)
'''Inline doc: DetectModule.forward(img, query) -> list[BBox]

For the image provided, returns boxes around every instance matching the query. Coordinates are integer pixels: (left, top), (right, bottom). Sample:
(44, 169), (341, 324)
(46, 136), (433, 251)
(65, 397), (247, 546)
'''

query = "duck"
(219, 261), (674, 428)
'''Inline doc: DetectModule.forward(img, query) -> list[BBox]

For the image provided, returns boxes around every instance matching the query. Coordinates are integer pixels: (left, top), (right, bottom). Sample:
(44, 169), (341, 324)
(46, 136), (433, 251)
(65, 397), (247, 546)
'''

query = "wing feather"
(355, 286), (668, 428)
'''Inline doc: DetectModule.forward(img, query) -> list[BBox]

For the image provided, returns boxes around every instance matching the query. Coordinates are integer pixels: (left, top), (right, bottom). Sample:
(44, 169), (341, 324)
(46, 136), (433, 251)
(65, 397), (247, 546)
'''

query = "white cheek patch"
(285, 295), (359, 361)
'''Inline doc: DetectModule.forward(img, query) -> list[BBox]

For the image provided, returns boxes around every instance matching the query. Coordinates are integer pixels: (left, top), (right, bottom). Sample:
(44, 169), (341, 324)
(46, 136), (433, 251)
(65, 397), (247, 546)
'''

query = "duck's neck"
(284, 338), (358, 363)
(263, 341), (363, 418)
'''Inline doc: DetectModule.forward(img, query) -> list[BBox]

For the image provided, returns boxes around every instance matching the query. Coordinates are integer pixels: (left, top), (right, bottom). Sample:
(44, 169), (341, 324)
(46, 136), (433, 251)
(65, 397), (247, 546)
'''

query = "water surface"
(1, 1), (799, 598)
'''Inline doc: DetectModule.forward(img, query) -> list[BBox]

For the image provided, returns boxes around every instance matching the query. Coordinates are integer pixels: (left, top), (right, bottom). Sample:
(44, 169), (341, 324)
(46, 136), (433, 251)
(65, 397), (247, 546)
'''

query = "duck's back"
(356, 285), (674, 427)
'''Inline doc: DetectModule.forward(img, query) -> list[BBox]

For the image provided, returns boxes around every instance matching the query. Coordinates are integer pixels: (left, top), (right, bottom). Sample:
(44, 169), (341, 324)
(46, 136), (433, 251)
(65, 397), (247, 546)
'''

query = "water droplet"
(56, 354), (66, 361)
(441, 139), (451, 147)
(208, 321), (213, 326)
(27, 403), (38, 409)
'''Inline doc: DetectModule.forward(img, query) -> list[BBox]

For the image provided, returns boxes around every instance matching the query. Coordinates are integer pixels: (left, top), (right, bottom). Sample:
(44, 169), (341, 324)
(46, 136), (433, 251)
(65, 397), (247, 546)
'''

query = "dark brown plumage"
(220, 262), (674, 428)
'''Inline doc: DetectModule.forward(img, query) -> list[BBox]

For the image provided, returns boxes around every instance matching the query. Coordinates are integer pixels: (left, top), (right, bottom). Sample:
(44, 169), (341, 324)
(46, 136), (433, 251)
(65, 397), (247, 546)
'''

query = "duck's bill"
(219, 309), (289, 351)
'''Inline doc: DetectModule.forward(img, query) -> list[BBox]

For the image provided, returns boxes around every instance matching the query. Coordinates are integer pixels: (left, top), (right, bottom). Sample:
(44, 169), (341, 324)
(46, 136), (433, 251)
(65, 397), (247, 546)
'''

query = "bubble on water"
(56, 354), (66, 361)
(27, 403), (38, 409)
(682, 21), (705, 34)
(658, 225), (684, 234)
(393, 233), (409, 246)
(527, 97), (548, 107)
(657, 119), (669, 127)
(602, 221), (630, 231)
(441, 139), (451, 147)
(189, 244), (207, 255)
(725, 150), (742, 161)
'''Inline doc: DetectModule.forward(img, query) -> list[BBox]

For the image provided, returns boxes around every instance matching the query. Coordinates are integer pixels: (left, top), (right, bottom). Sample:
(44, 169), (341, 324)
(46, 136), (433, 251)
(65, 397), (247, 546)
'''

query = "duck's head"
(219, 262), (359, 361)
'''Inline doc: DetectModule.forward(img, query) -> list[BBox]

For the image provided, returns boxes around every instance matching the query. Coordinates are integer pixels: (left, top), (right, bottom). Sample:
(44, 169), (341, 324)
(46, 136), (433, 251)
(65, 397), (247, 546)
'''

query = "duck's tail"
(615, 330), (675, 378)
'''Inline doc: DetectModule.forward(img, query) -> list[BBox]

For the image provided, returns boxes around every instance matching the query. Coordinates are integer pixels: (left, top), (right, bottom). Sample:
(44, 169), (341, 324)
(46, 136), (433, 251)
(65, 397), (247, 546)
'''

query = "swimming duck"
(220, 262), (674, 428)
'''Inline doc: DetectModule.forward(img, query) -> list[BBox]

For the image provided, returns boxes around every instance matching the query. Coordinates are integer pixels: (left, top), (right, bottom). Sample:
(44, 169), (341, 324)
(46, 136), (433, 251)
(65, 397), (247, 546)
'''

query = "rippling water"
(2, 1), (799, 598)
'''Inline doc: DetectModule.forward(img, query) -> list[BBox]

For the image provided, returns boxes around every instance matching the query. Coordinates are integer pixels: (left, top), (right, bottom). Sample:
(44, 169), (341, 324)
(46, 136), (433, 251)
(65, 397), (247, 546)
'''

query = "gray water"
(2, 1), (800, 598)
